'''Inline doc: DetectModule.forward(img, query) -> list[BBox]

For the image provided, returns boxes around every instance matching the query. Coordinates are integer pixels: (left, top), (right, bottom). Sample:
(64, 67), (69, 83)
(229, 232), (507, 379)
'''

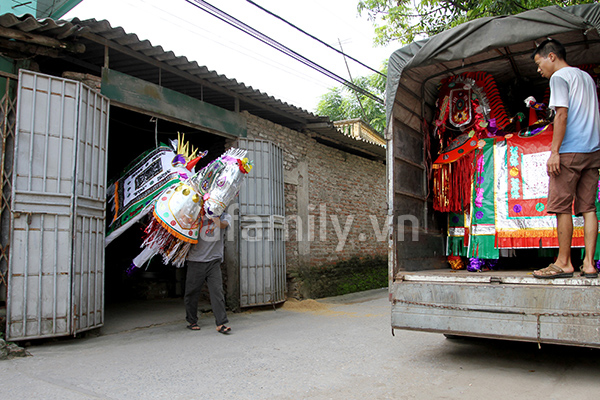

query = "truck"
(386, 4), (600, 348)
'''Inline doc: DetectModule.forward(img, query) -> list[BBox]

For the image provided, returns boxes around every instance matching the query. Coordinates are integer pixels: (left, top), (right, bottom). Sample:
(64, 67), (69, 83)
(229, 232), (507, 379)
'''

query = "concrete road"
(2, 288), (600, 399)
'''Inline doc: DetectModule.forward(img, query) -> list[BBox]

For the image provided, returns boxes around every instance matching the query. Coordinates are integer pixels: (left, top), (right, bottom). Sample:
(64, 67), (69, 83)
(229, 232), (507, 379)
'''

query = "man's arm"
(210, 216), (229, 229)
(547, 106), (568, 176)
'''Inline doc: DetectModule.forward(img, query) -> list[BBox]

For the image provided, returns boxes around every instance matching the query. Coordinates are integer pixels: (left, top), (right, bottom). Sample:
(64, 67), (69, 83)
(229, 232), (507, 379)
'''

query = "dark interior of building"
(104, 106), (226, 304)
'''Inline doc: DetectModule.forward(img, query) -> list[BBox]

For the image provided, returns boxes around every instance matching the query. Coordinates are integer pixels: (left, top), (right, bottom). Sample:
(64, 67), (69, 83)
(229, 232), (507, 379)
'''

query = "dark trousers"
(184, 259), (229, 326)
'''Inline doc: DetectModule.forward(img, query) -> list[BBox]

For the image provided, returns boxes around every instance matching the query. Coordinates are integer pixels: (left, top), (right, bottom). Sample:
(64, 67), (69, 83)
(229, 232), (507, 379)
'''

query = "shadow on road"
(441, 335), (600, 372)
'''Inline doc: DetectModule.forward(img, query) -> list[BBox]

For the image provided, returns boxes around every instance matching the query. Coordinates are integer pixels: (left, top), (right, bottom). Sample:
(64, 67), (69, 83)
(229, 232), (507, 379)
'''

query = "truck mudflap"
(391, 271), (600, 348)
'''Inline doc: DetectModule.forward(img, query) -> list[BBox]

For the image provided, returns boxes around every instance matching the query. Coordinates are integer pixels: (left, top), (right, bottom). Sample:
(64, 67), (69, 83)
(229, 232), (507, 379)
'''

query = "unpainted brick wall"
(241, 111), (387, 271)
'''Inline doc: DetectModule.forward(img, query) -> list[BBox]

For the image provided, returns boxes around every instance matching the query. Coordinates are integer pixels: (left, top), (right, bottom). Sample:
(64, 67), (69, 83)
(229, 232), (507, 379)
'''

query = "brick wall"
(242, 111), (387, 271)
(307, 143), (387, 264)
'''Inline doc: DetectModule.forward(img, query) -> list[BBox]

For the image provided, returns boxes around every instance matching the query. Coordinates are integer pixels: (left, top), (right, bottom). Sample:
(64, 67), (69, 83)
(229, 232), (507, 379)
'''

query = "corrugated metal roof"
(0, 12), (385, 160)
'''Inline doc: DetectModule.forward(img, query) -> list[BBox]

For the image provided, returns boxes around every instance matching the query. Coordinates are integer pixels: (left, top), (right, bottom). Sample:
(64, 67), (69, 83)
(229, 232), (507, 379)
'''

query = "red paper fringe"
(433, 151), (475, 213)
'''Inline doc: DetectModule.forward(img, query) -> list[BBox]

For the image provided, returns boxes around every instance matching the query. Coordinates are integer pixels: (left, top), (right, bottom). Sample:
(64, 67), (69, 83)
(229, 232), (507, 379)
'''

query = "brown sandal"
(186, 323), (201, 331)
(217, 325), (231, 334)
(533, 263), (573, 279)
(579, 265), (599, 278)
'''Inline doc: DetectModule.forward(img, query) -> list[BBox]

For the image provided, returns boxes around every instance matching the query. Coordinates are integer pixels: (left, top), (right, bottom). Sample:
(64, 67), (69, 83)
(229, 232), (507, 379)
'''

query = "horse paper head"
(191, 148), (253, 217)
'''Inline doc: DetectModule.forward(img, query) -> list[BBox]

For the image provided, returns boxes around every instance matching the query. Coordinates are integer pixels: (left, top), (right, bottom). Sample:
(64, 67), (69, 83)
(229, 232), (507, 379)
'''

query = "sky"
(64, 0), (396, 113)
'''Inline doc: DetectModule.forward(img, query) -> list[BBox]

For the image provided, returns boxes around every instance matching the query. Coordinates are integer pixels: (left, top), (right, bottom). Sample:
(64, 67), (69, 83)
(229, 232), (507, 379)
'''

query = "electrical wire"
(139, 0), (336, 107)
(245, 0), (386, 78)
(184, 0), (384, 104)
(10, 0), (37, 14)
(138, 0), (334, 98)
(65, 0), (335, 109)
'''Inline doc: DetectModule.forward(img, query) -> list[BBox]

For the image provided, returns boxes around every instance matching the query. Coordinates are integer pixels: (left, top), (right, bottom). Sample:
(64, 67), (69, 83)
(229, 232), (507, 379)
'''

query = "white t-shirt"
(549, 67), (600, 153)
(186, 213), (232, 263)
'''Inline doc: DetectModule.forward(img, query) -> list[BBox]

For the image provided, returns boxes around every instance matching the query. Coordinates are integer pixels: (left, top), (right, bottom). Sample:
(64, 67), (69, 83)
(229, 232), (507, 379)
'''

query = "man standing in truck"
(531, 38), (600, 279)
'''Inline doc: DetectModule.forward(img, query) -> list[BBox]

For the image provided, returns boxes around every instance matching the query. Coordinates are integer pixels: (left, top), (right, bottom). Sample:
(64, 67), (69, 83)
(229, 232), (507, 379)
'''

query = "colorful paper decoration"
(494, 131), (588, 249)
(449, 88), (472, 127)
(106, 145), (204, 246)
(447, 212), (468, 257)
(130, 147), (253, 270)
(431, 68), (600, 270)
(153, 182), (203, 243)
(434, 133), (479, 164)
(201, 148), (252, 217)
(467, 138), (499, 259)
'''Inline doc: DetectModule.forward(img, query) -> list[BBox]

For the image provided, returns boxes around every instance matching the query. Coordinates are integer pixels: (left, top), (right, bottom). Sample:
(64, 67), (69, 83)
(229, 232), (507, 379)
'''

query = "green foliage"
(316, 61), (387, 133)
(357, 0), (596, 45)
(292, 255), (388, 299)
(316, 87), (346, 122)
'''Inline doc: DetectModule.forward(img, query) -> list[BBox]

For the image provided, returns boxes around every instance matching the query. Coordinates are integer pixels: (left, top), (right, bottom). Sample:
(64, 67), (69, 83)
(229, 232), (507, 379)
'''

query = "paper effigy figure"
(433, 69), (600, 271)
(106, 133), (206, 246)
(130, 146), (253, 270)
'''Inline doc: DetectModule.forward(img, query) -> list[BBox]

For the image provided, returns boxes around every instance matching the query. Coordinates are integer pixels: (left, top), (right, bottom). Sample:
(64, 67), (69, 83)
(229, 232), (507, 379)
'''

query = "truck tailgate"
(391, 270), (600, 348)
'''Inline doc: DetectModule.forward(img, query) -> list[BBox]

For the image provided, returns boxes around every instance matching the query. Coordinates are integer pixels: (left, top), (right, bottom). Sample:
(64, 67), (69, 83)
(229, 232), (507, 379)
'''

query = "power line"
(245, 0), (386, 78)
(184, 0), (384, 104)
(10, 0), (37, 13)
(135, 0), (335, 106)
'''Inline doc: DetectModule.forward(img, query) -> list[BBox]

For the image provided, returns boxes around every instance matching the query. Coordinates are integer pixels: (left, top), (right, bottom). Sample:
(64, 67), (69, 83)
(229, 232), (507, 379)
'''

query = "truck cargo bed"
(391, 270), (600, 348)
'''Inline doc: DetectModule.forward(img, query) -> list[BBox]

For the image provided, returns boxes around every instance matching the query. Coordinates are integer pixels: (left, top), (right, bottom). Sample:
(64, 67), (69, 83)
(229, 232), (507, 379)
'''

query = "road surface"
(1, 288), (600, 399)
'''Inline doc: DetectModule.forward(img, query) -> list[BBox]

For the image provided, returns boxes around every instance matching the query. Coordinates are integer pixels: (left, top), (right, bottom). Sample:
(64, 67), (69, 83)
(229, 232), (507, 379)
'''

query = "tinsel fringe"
(132, 216), (193, 269)
(433, 151), (475, 213)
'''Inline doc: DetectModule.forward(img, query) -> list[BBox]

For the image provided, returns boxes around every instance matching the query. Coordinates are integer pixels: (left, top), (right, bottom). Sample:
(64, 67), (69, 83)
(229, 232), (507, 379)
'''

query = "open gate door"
(238, 139), (285, 307)
(6, 70), (109, 340)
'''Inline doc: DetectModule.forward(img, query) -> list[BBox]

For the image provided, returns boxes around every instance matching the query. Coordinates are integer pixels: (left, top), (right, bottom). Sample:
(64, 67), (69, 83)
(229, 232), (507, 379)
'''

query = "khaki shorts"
(547, 150), (600, 215)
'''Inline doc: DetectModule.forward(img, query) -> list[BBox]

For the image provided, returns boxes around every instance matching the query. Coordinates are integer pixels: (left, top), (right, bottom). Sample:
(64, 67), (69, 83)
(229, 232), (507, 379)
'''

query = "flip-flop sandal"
(533, 263), (573, 279)
(186, 323), (201, 331)
(579, 265), (599, 278)
(217, 325), (231, 334)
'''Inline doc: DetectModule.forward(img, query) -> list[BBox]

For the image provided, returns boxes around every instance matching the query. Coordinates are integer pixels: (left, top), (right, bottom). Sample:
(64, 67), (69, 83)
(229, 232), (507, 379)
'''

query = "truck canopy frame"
(386, 4), (600, 348)
(386, 4), (600, 128)
(386, 3), (600, 276)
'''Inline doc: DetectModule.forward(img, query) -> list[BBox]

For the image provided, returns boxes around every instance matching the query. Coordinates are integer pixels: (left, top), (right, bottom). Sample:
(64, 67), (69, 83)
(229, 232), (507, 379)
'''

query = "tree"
(316, 61), (387, 133)
(357, 0), (596, 45)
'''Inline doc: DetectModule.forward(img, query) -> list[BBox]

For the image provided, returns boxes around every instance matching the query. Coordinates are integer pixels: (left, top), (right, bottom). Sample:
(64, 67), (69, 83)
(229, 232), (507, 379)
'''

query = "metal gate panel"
(7, 71), (79, 339)
(71, 85), (109, 333)
(0, 72), (17, 302)
(238, 139), (285, 307)
(6, 70), (109, 340)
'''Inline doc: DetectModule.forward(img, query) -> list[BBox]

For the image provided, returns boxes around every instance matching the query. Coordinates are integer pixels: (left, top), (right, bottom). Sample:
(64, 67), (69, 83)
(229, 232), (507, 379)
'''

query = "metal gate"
(5, 70), (109, 340)
(238, 139), (285, 307)
(0, 70), (17, 305)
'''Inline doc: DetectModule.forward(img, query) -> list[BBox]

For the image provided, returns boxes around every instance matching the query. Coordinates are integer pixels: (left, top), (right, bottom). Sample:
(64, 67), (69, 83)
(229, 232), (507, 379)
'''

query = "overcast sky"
(65, 0), (395, 113)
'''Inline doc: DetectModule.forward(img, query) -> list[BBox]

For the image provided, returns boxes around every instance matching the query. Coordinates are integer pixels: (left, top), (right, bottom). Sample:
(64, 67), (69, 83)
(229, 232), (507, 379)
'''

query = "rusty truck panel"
(392, 271), (600, 348)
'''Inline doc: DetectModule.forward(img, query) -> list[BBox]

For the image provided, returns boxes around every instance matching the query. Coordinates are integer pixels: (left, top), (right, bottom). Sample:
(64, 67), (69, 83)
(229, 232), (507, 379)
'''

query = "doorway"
(102, 106), (226, 333)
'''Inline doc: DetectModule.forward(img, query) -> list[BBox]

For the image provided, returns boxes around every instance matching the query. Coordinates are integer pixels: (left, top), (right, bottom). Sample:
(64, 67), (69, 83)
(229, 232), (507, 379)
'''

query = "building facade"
(0, 13), (386, 340)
